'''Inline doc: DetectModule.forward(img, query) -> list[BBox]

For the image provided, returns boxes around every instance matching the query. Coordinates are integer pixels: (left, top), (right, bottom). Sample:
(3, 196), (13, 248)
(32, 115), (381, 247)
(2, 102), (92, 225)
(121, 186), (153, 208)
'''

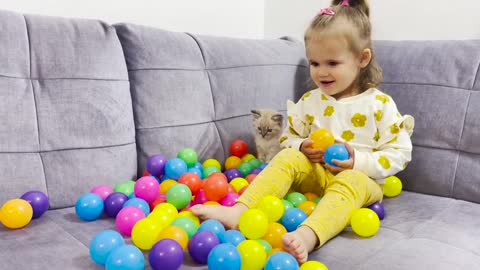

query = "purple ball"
(149, 239), (184, 270)
(250, 168), (262, 175)
(146, 154), (168, 177)
(368, 202), (385, 220)
(20, 190), (49, 219)
(104, 192), (129, 218)
(188, 230), (220, 264)
(224, 169), (242, 182)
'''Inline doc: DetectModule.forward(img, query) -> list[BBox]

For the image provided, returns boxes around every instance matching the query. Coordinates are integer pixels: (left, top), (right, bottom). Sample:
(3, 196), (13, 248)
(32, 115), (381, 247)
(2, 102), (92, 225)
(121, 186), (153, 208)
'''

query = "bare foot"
(190, 203), (248, 229)
(282, 225), (319, 264)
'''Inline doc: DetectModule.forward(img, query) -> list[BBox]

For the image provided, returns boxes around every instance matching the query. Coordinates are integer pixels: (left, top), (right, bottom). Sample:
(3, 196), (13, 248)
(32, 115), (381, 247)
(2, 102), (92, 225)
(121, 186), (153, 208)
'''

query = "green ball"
(282, 200), (294, 212)
(256, 239), (272, 253)
(313, 196), (322, 204)
(171, 217), (198, 238)
(247, 158), (262, 168)
(166, 183), (192, 209)
(177, 148), (198, 168)
(286, 192), (307, 207)
(237, 162), (254, 177)
(203, 166), (221, 178)
(114, 180), (135, 197)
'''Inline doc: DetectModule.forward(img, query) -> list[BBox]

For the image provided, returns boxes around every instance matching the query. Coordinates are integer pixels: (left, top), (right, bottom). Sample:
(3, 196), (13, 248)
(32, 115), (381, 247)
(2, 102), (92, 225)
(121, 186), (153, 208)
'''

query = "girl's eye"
(309, 61), (319, 67)
(328, 61), (338, 66)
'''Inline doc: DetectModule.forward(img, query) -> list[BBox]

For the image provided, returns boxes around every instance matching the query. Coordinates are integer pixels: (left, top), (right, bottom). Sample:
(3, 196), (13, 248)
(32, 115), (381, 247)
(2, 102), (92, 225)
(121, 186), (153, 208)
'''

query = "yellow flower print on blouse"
(387, 137), (398, 144)
(288, 116), (293, 127)
(301, 91), (312, 101)
(306, 114), (315, 125)
(373, 131), (379, 141)
(378, 156), (391, 169)
(289, 127), (299, 136)
(351, 113), (367, 127)
(321, 94), (329, 100)
(390, 124), (400, 134)
(374, 110), (383, 121)
(324, 106), (334, 117)
(341, 130), (355, 141)
(279, 136), (288, 144)
(376, 95), (390, 103)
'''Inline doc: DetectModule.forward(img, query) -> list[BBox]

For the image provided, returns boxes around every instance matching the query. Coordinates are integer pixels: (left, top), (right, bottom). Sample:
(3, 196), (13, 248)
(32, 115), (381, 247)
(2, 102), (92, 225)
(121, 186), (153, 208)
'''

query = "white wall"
(0, 0), (264, 39)
(265, 0), (480, 41)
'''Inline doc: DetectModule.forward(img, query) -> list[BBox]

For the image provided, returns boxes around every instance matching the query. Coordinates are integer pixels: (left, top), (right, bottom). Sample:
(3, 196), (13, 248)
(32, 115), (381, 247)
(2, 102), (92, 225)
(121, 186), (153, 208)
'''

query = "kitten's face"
(251, 109), (284, 139)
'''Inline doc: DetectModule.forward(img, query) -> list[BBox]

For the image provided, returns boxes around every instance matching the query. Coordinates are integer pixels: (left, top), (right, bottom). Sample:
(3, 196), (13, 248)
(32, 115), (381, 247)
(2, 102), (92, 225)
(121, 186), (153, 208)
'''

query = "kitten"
(251, 109), (284, 163)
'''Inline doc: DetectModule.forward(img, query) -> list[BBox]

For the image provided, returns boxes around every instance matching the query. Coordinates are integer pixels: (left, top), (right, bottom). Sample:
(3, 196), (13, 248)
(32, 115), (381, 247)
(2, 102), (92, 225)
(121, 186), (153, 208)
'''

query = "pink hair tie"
(318, 7), (335, 16)
(340, 0), (349, 6)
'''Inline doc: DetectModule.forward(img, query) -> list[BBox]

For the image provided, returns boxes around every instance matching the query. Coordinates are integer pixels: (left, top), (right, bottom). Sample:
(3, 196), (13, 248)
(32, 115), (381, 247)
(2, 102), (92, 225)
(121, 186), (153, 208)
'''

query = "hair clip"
(340, 0), (349, 6)
(318, 7), (335, 16)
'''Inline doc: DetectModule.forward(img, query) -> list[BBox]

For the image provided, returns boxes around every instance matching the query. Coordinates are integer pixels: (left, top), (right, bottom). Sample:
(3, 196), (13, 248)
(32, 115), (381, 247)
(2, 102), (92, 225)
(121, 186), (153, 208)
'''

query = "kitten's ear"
(271, 113), (283, 124)
(251, 110), (261, 119)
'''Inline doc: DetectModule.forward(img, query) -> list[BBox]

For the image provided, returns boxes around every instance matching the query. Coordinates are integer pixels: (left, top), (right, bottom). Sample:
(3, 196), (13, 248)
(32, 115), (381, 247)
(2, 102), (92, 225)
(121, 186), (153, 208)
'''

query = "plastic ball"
(230, 177), (249, 193)
(75, 193), (104, 222)
(187, 167), (203, 178)
(239, 209), (269, 239)
(188, 230), (220, 264)
(89, 185), (113, 202)
(245, 173), (258, 183)
(149, 194), (167, 212)
(256, 239), (272, 253)
(220, 192), (240, 206)
(219, 229), (245, 246)
(310, 128), (335, 151)
(224, 168), (243, 182)
(281, 208), (307, 232)
(383, 175), (403, 197)
(149, 239), (184, 270)
(241, 153), (256, 163)
(116, 206), (146, 236)
(105, 244), (144, 270)
(297, 201), (317, 216)
(131, 218), (162, 250)
(303, 192), (318, 201)
(208, 243), (242, 270)
(248, 158), (262, 168)
(148, 203), (178, 226)
(259, 163), (268, 169)
(104, 192), (129, 218)
(262, 222), (287, 249)
(299, 261), (329, 270)
(286, 192), (307, 207)
(239, 186), (249, 195)
(157, 225), (189, 251)
(164, 158), (188, 180)
(160, 179), (177, 194)
(282, 200), (294, 212)
(178, 210), (200, 228)
(225, 156), (243, 170)
(134, 176), (160, 203)
(0, 199), (33, 229)
(177, 148), (198, 168)
(237, 239), (267, 270)
(198, 219), (225, 239)
(265, 251), (299, 270)
(230, 140), (248, 157)
(203, 173), (229, 201)
(237, 162), (254, 177)
(192, 189), (209, 205)
(114, 180), (135, 197)
(89, 229), (125, 266)
(171, 217), (197, 238)
(178, 172), (202, 195)
(350, 208), (380, 237)
(250, 168), (262, 175)
(203, 158), (222, 170)
(124, 198), (150, 216)
(146, 154), (168, 177)
(257, 195), (284, 222)
(20, 190), (49, 219)
(324, 144), (349, 167)
(367, 202), (385, 220)
(313, 197), (322, 204)
(166, 183), (192, 209)
(203, 166), (222, 178)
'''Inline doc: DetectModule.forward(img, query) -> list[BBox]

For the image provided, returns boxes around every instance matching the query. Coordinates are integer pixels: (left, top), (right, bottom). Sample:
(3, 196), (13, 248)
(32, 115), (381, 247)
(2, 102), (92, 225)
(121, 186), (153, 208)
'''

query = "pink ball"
(134, 176), (160, 203)
(115, 206), (146, 236)
(192, 189), (208, 206)
(220, 192), (239, 206)
(90, 185), (114, 201)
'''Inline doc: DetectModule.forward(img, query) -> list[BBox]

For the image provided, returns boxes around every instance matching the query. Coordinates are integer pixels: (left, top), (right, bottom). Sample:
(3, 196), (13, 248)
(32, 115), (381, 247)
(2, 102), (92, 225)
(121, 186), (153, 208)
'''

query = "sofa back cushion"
(0, 10), (137, 208)
(375, 40), (480, 203)
(114, 23), (308, 176)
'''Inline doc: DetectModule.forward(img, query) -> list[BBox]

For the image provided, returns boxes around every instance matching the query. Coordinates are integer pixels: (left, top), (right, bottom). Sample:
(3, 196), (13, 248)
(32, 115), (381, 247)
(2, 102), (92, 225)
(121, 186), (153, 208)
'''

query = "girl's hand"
(324, 142), (355, 174)
(300, 139), (325, 164)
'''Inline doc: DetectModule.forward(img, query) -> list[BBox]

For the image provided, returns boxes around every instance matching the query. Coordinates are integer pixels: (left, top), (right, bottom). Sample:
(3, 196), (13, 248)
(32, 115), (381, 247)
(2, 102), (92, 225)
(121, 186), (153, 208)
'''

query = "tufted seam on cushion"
(24, 14), (49, 197)
(382, 81), (475, 92)
(472, 61), (480, 90)
(452, 91), (472, 197)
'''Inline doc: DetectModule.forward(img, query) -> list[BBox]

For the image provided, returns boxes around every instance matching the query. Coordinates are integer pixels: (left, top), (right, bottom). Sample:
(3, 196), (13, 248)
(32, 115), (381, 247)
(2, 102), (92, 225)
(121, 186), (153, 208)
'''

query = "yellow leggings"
(237, 148), (383, 246)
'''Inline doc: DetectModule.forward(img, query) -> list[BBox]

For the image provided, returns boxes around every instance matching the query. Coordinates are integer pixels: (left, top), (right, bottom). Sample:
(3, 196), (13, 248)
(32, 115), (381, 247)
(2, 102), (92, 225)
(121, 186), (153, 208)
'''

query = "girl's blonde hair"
(305, 0), (382, 92)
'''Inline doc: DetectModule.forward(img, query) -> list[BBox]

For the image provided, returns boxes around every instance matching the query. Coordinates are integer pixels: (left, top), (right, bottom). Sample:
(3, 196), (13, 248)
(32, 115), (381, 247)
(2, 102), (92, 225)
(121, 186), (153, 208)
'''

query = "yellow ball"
(156, 225), (189, 251)
(237, 240), (267, 270)
(160, 179), (177, 194)
(202, 159), (222, 170)
(256, 195), (284, 222)
(225, 156), (243, 170)
(230, 177), (249, 193)
(241, 153), (256, 163)
(350, 208), (380, 238)
(382, 176), (403, 197)
(0, 199), (33, 229)
(297, 201), (317, 216)
(300, 261), (329, 270)
(131, 218), (162, 250)
(178, 210), (200, 228)
(239, 209), (269, 240)
(149, 203), (178, 226)
(310, 128), (335, 151)
(204, 201), (220, 205)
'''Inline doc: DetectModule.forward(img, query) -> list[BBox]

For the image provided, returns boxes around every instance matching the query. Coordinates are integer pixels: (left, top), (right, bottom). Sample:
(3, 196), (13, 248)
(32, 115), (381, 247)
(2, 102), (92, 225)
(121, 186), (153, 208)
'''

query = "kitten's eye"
(258, 127), (261, 131)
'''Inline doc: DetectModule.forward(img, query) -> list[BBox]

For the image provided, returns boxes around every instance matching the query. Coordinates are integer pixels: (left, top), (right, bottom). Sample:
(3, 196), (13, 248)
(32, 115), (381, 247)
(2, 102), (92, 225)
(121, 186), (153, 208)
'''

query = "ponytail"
(331, 0), (370, 17)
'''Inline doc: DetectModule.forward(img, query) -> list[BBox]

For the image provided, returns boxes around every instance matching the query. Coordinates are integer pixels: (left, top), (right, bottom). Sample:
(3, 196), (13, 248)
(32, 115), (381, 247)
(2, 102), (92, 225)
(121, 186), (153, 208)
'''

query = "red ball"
(178, 173), (202, 195)
(203, 173), (229, 202)
(143, 169), (150, 176)
(245, 173), (258, 183)
(149, 194), (166, 212)
(229, 140), (248, 157)
(227, 184), (236, 193)
(239, 186), (248, 195)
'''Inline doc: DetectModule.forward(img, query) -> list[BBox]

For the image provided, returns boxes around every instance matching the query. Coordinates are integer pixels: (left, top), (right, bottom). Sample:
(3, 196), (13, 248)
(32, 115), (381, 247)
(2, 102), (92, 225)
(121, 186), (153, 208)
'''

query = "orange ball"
(160, 179), (177, 194)
(204, 201), (220, 205)
(310, 128), (335, 151)
(298, 201), (317, 216)
(303, 192), (318, 201)
(203, 172), (229, 201)
(225, 156), (243, 170)
(178, 173), (202, 195)
(245, 174), (258, 183)
(156, 225), (189, 250)
(267, 247), (284, 257)
(261, 222), (287, 249)
(239, 186), (248, 195)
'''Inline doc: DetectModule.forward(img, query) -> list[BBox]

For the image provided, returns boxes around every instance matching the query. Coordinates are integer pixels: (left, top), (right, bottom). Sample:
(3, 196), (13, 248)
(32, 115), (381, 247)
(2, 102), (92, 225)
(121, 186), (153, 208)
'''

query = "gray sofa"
(0, 9), (479, 270)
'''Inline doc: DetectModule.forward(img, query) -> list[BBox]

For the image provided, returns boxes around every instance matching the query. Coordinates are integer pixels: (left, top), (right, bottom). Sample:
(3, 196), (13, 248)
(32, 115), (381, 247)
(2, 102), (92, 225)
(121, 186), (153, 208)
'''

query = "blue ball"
(105, 245), (144, 270)
(164, 158), (188, 180)
(219, 230), (245, 246)
(324, 143), (349, 167)
(75, 193), (104, 221)
(89, 230), (125, 266)
(207, 243), (242, 270)
(193, 162), (204, 173)
(264, 251), (299, 270)
(198, 219), (226, 240)
(259, 163), (268, 169)
(281, 208), (307, 232)
(124, 198), (150, 216)
(187, 167), (203, 178)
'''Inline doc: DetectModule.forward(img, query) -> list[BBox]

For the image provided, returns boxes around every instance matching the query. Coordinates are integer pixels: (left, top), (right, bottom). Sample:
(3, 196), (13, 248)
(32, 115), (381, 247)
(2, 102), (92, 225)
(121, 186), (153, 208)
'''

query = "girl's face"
(306, 33), (368, 100)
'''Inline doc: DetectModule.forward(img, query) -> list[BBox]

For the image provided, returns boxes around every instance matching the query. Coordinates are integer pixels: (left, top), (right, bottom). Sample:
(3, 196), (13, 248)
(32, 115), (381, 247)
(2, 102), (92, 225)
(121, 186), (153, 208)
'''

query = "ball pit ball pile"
(0, 190), (49, 230)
